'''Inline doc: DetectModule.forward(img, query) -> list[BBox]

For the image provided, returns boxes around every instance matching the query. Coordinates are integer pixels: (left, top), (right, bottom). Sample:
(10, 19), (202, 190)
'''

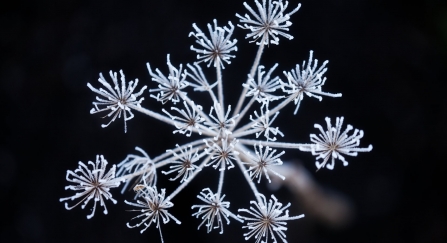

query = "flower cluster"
(61, 1), (372, 243)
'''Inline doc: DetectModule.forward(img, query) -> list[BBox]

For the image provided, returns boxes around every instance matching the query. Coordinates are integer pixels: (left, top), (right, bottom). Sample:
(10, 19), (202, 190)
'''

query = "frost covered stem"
(239, 139), (310, 150)
(168, 155), (211, 200)
(233, 34), (267, 117)
(232, 96), (256, 129)
(235, 154), (262, 203)
(216, 59), (224, 109)
(217, 161), (225, 196)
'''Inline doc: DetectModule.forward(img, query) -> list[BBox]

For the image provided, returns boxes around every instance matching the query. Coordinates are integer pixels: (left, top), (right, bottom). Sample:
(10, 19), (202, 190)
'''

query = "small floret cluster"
(61, 1), (372, 242)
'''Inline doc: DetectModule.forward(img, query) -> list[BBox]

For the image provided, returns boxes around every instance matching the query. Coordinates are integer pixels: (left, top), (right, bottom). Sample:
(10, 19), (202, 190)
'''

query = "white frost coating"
(243, 64), (284, 105)
(238, 193), (304, 243)
(125, 185), (181, 242)
(162, 144), (202, 183)
(192, 188), (243, 234)
(189, 19), (238, 69)
(60, 155), (121, 219)
(243, 144), (285, 183)
(163, 101), (205, 137)
(281, 51), (342, 114)
(236, 0), (301, 45)
(300, 117), (373, 171)
(250, 105), (284, 141)
(147, 54), (189, 104)
(87, 70), (147, 133)
(204, 137), (239, 171)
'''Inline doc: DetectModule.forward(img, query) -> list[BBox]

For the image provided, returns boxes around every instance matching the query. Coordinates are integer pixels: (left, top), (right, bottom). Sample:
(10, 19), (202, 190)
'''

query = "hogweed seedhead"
(60, 155), (121, 219)
(147, 54), (188, 104)
(236, 0), (301, 45)
(244, 64), (284, 105)
(190, 19), (238, 69)
(243, 144), (285, 183)
(125, 185), (181, 242)
(192, 188), (243, 234)
(162, 144), (202, 183)
(238, 193), (304, 243)
(87, 70), (147, 133)
(65, 1), (372, 242)
(281, 51), (342, 114)
(300, 117), (373, 171)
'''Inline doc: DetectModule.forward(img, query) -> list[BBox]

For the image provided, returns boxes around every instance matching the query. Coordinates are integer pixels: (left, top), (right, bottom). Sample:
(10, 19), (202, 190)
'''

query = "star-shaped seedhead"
(236, 0), (301, 45)
(244, 64), (284, 104)
(87, 70), (147, 133)
(147, 54), (189, 104)
(116, 147), (156, 195)
(281, 51), (342, 114)
(243, 144), (285, 183)
(162, 144), (202, 183)
(125, 185), (181, 241)
(250, 106), (284, 141)
(205, 102), (239, 140)
(204, 137), (240, 171)
(238, 193), (304, 243)
(163, 100), (205, 137)
(192, 188), (242, 234)
(60, 155), (121, 219)
(189, 19), (238, 69)
(300, 117), (373, 171)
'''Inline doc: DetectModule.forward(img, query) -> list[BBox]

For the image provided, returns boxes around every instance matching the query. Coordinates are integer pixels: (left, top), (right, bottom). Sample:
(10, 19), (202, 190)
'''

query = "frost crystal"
(60, 155), (121, 219)
(63, 1), (372, 242)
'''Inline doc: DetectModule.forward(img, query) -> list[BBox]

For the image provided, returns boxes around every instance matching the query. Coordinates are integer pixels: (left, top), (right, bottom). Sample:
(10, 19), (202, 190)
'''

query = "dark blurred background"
(1, 0), (446, 242)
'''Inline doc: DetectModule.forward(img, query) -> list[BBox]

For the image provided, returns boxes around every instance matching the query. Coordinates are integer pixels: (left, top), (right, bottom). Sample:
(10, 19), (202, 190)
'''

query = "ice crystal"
(62, 1), (372, 242)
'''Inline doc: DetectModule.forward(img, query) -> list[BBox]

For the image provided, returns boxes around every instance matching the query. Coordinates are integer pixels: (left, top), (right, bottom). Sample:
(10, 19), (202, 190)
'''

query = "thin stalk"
(233, 35), (267, 117)
(217, 161), (225, 195)
(235, 154), (262, 203)
(231, 96), (256, 130)
(231, 127), (262, 138)
(239, 139), (310, 150)
(216, 59), (224, 109)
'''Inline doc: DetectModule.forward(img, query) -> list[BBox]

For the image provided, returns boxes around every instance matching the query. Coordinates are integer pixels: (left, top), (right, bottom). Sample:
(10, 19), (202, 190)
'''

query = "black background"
(1, 0), (446, 242)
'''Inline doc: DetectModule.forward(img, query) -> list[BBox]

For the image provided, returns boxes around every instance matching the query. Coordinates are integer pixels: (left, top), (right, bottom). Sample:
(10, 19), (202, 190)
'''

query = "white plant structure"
(61, 1), (372, 243)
